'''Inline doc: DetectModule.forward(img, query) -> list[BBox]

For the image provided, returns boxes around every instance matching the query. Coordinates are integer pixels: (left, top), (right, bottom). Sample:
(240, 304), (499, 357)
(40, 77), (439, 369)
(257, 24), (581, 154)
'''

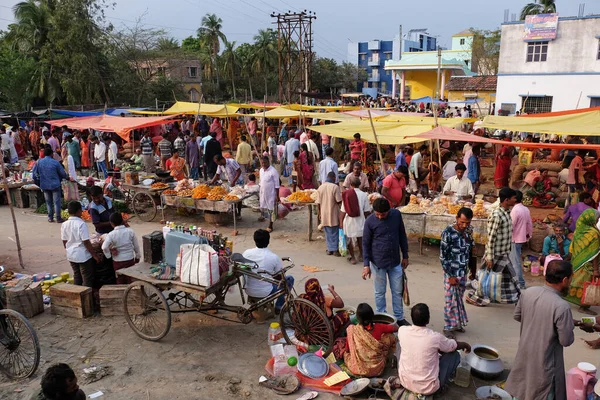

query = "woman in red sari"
(299, 143), (315, 189)
(80, 132), (91, 169)
(494, 143), (512, 189)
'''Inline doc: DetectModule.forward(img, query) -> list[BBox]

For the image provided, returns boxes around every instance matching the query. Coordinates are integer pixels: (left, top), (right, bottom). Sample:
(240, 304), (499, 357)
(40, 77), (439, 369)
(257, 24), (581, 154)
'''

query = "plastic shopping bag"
(476, 269), (502, 302)
(178, 243), (220, 287)
(582, 278), (600, 306)
(338, 228), (348, 257)
(61, 180), (79, 201)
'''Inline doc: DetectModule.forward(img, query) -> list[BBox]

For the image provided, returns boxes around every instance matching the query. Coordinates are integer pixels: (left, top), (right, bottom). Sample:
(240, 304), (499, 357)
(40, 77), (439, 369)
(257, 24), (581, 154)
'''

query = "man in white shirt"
(409, 145), (429, 196)
(105, 137), (118, 169)
(319, 147), (338, 184)
(306, 132), (320, 162)
(442, 163), (474, 200)
(101, 212), (140, 284)
(91, 136), (108, 178)
(61, 201), (101, 288)
(242, 229), (294, 313)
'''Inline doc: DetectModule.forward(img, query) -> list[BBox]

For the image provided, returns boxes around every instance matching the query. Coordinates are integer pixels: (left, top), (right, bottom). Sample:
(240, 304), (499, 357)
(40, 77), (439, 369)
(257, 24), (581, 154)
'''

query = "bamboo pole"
(262, 95), (267, 153)
(0, 157), (24, 269)
(367, 109), (386, 177)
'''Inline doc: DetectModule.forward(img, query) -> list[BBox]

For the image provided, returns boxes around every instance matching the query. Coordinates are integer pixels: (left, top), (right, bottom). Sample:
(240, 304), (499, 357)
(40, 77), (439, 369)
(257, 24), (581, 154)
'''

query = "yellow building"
(446, 76), (497, 116)
(384, 30), (475, 101)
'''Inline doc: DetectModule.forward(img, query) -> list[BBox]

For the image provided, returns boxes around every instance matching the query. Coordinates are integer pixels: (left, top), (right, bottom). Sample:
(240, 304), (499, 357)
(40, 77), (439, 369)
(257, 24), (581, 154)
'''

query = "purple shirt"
(563, 202), (592, 233)
(48, 136), (60, 152)
(510, 203), (533, 244)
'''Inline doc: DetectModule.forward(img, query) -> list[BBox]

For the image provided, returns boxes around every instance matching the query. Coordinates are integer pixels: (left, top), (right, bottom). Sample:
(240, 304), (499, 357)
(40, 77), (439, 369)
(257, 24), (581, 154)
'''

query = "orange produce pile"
(177, 189), (193, 197)
(162, 189), (177, 196)
(192, 184), (210, 199)
(151, 182), (169, 189)
(81, 210), (91, 221)
(224, 194), (240, 201)
(207, 186), (228, 201)
(288, 191), (313, 203)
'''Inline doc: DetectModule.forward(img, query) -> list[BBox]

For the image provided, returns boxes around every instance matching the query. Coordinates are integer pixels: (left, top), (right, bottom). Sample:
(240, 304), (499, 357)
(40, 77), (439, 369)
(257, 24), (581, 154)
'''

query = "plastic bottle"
(268, 322), (283, 346)
(454, 351), (471, 388)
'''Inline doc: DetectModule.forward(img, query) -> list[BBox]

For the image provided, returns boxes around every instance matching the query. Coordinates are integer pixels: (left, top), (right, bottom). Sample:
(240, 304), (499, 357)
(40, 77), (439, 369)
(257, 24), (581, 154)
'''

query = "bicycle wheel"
(280, 298), (334, 358)
(123, 282), (171, 341)
(0, 309), (40, 379)
(132, 192), (157, 222)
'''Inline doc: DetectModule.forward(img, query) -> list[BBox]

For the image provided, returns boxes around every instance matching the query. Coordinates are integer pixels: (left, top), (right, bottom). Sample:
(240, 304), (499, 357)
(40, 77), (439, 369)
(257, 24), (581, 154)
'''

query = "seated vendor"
(299, 278), (349, 338)
(442, 163), (474, 200)
(242, 229), (294, 313)
(525, 169), (555, 207)
(89, 186), (117, 234)
(541, 223), (572, 266)
(168, 152), (186, 181)
(130, 148), (143, 165)
(343, 303), (398, 377)
(397, 303), (471, 396)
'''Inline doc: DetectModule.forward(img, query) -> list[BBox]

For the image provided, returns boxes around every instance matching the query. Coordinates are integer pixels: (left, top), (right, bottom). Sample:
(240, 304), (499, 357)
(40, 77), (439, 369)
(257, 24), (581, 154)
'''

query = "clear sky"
(1, 0), (598, 61)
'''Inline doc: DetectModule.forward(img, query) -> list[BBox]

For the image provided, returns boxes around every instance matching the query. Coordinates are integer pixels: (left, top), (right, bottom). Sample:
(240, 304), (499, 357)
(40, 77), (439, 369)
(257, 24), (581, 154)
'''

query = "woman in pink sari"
(210, 118), (224, 148)
(299, 143), (315, 189)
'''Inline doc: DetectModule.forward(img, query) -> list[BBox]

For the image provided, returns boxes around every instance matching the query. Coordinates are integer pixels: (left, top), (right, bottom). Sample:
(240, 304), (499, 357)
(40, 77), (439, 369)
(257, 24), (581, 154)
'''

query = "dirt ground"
(0, 199), (597, 400)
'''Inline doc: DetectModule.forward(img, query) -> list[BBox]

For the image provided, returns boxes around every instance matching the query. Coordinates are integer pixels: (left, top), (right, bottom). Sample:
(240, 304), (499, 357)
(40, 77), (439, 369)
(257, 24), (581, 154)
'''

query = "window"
(360, 54), (366, 61)
(460, 38), (465, 45)
(385, 53), (392, 60)
(597, 40), (600, 60)
(521, 96), (553, 114)
(526, 41), (548, 62)
(381, 82), (387, 92)
(188, 67), (197, 78)
(157, 67), (166, 76)
(386, 70), (391, 76)
(591, 97), (600, 108)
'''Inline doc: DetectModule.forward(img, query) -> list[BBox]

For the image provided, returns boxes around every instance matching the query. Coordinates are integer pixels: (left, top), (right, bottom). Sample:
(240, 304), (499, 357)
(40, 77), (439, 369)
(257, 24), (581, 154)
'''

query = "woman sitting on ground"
(299, 278), (349, 338)
(343, 303), (398, 377)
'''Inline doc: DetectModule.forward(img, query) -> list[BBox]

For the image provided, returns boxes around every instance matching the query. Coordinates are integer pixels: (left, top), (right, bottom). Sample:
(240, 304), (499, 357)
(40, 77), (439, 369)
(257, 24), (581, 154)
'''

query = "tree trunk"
(249, 78), (253, 101)
(231, 68), (236, 100)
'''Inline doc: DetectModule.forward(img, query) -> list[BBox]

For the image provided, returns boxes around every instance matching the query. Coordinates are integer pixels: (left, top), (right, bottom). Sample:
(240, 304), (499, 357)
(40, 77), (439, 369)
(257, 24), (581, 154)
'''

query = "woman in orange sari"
(299, 279), (349, 337)
(168, 152), (186, 181)
(344, 303), (397, 377)
(80, 132), (91, 169)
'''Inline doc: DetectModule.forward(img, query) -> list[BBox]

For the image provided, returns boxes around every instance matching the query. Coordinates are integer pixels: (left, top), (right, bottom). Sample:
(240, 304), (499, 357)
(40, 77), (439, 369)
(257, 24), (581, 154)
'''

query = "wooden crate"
(50, 283), (93, 319)
(99, 285), (142, 316)
(5, 283), (44, 318)
(9, 188), (29, 208)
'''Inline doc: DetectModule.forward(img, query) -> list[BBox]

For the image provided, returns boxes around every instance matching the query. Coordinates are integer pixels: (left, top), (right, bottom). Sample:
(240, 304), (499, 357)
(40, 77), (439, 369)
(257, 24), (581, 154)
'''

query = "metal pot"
(372, 313), (397, 326)
(466, 344), (504, 380)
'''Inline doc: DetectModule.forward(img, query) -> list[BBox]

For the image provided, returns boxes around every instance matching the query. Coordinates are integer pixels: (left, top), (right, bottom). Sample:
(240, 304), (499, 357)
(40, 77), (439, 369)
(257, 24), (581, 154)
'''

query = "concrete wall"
(451, 35), (473, 52)
(496, 74), (600, 113)
(405, 70), (438, 100)
(498, 17), (600, 74)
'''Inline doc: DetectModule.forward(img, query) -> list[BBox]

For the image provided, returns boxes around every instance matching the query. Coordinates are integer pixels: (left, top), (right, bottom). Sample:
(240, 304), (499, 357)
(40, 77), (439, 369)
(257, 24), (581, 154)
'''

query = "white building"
(496, 15), (600, 115)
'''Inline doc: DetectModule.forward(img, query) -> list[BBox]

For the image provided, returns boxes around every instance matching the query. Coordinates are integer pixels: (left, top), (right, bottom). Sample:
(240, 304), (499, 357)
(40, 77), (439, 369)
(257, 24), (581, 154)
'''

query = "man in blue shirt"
(395, 146), (407, 168)
(33, 147), (68, 222)
(362, 198), (410, 326)
(283, 133), (300, 184)
(467, 145), (481, 195)
(318, 147), (338, 184)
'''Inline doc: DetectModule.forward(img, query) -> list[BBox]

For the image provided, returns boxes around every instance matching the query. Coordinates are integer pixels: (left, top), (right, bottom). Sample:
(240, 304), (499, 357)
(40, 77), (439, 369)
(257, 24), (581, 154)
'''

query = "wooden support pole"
(0, 156), (24, 269)
(367, 109), (386, 177)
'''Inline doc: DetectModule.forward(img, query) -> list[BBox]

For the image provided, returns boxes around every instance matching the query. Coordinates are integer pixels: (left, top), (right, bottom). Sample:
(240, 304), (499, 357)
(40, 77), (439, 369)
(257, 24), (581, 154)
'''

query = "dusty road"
(0, 205), (598, 399)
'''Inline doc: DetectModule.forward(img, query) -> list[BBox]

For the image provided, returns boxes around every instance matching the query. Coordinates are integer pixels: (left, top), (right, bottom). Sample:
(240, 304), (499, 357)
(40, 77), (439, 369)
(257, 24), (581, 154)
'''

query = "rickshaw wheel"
(132, 192), (157, 222)
(279, 298), (334, 358)
(123, 281), (171, 341)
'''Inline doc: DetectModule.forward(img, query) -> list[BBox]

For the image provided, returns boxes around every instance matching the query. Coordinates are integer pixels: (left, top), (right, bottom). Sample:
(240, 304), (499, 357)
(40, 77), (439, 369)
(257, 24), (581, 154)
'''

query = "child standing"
(101, 212), (140, 284)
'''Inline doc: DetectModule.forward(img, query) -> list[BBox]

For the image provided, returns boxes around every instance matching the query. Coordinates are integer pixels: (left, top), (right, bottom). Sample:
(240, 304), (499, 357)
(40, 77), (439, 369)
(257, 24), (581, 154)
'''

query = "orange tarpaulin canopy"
(518, 107), (600, 118)
(49, 114), (179, 141)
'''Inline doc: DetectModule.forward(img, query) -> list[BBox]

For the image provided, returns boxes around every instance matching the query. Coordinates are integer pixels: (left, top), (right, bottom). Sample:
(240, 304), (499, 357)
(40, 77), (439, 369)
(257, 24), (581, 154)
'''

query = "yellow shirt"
(236, 141), (252, 165)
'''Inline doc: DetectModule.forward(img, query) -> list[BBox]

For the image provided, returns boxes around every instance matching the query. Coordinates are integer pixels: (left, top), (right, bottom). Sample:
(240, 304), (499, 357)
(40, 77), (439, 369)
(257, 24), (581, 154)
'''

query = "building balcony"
(368, 60), (380, 67)
(368, 75), (380, 82)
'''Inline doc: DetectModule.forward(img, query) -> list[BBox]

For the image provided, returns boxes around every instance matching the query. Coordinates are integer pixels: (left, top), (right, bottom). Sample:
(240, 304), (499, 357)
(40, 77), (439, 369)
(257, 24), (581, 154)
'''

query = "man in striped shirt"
(140, 131), (154, 173)
(157, 134), (172, 170)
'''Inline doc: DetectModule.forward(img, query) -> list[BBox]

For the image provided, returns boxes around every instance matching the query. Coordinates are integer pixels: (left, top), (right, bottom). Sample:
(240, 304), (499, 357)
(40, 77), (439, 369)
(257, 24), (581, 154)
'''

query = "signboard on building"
(524, 13), (559, 41)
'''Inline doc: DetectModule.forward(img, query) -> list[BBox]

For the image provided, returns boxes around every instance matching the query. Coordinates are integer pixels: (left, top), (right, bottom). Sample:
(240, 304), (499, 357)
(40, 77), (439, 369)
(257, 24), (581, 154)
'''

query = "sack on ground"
(476, 269), (502, 302)
(582, 278), (600, 306)
(178, 244), (220, 287)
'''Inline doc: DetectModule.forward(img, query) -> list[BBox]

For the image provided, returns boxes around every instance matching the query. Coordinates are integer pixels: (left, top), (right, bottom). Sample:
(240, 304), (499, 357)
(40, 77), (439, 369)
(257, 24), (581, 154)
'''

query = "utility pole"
(271, 11), (316, 104)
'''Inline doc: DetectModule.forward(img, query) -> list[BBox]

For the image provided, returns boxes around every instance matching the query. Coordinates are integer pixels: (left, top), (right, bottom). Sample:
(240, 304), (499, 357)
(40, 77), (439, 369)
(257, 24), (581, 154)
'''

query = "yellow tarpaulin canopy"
(373, 115), (471, 127)
(308, 121), (436, 145)
(481, 111), (600, 135)
(129, 102), (240, 116)
(284, 104), (360, 111)
(303, 112), (359, 122)
(246, 107), (304, 119)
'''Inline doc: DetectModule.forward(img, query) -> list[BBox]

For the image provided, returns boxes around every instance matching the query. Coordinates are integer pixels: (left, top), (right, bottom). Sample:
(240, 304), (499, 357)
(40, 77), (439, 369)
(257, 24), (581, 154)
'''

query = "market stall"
(282, 190), (317, 241)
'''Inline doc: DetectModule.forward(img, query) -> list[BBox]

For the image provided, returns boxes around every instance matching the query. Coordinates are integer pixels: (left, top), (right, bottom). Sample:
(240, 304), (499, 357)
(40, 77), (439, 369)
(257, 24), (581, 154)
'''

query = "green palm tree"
(520, 0), (556, 20)
(221, 39), (237, 100)
(251, 29), (277, 97)
(5, 0), (59, 104)
(197, 13), (226, 85)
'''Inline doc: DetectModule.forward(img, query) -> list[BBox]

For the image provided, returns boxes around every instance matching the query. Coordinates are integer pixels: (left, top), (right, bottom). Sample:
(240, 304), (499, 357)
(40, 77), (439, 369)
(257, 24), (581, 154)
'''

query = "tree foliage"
(520, 0), (556, 20)
(470, 28), (501, 75)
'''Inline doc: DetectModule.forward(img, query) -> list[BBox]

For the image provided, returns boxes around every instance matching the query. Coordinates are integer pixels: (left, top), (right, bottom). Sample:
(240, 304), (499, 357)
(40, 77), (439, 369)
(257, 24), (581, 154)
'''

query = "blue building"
(348, 29), (438, 97)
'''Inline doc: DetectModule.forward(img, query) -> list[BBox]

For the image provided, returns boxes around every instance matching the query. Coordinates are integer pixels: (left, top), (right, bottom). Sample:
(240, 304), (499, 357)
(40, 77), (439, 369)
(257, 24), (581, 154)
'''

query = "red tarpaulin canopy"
(49, 114), (179, 141)
(413, 126), (600, 149)
(518, 106), (600, 118)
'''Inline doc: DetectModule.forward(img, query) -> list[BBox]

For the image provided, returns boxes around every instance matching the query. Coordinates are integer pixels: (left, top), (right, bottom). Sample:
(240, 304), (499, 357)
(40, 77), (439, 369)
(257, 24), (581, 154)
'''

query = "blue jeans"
(96, 161), (108, 178)
(270, 275), (295, 310)
(371, 263), (404, 321)
(189, 167), (199, 180)
(438, 351), (461, 390)
(510, 242), (526, 288)
(43, 189), (62, 221)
